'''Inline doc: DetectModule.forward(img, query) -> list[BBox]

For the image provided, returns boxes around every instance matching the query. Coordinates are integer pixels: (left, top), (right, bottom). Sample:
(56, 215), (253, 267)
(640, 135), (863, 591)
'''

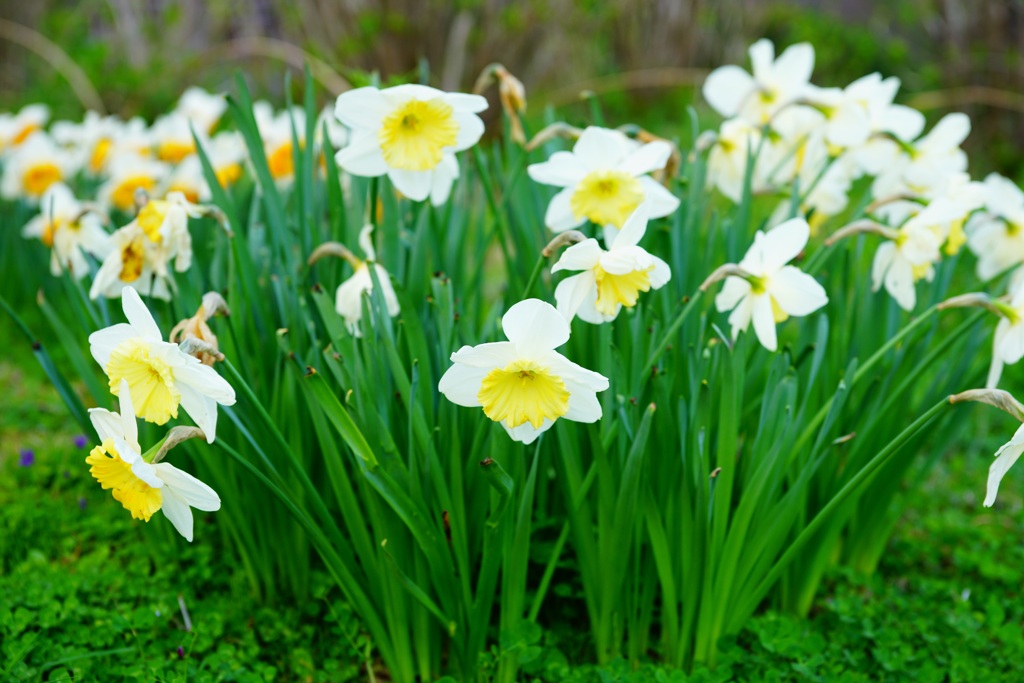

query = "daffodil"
(174, 86), (227, 133)
(150, 113), (201, 164)
(872, 113), (970, 200)
(98, 152), (170, 213)
(0, 131), (77, 201)
(438, 298), (609, 444)
(334, 84), (487, 205)
(51, 111), (124, 176)
(527, 126), (679, 232)
(86, 379), (220, 541)
(984, 284), (1024, 389)
(0, 103), (49, 150)
(715, 218), (828, 351)
(967, 173), (1024, 280)
(985, 421), (1024, 507)
(309, 225), (400, 336)
(88, 286), (236, 440)
(254, 102), (306, 185)
(871, 197), (972, 310)
(552, 206), (671, 323)
(90, 192), (198, 300)
(702, 39), (815, 126)
(165, 155), (208, 203)
(706, 118), (782, 202)
(198, 131), (248, 190)
(22, 182), (110, 279)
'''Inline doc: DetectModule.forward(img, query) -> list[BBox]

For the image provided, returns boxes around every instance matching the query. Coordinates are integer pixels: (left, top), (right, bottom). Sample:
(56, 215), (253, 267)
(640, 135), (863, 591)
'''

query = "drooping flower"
(0, 131), (78, 201)
(985, 421), (1024, 507)
(334, 84), (487, 205)
(88, 286), (236, 440)
(90, 192), (198, 300)
(967, 173), (1024, 280)
(552, 206), (671, 323)
(871, 198), (968, 311)
(715, 218), (828, 351)
(527, 126), (679, 232)
(308, 225), (401, 336)
(438, 298), (609, 444)
(22, 182), (110, 279)
(702, 39), (815, 125)
(86, 380), (221, 541)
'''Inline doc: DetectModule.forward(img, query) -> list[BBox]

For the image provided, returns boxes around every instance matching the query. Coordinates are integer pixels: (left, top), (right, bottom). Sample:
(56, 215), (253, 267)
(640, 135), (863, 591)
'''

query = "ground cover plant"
(3, 39), (1024, 680)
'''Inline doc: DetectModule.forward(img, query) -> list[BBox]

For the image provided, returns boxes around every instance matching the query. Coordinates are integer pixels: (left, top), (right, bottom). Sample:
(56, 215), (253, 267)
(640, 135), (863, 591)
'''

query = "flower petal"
(750, 295), (778, 351)
(388, 168), (433, 202)
(702, 65), (755, 117)
(335, 132), (388, 177)
(573, 127), (630, 170)
(758, 218), (810, 273)
(334, 87), (391, 131)
(502, 298), (570, 350)
(153, 461), (221, 511)
(637, 176), (680, 220)
(545, 187), (586, 232)
(985, 423), (1024, 507)
(121, 286), (162, 341)
(528, 151), (588, 188)
(770, 266), (828, 316)
(618, 141), (672, 177)
(552, 239), (604, 273)
(554, 272), (597, 322)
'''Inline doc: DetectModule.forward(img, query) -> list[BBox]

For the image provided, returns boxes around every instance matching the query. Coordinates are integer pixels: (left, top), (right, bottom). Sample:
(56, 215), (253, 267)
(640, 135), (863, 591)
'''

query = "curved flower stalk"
(308, 225), (400, 336)
(0, 130), (78, 201)
(90, 192), (200, 300)
(527, 126), (679, 232)
(86, 379), (220, 541)
(21, 182), (110, 279)
(714, 218), (828, 351)
(702, 38), (815, 126)
(966, 173), (1024, 280)
(552, 206), (671, 323)
(88, 286), (236, 441)
(438, 299), (609, 444)
(334, 84), (488, 205)
(869, 196), (976, 311)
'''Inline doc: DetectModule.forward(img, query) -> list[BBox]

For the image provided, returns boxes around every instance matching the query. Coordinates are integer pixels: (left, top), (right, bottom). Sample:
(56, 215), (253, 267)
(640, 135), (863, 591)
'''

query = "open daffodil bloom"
(334, 84), (487, 205)
(86, 379), (220, 541)
(438, 299), (609, 444)
(527, 126), (679, 233)
(88, 286), (236, 441)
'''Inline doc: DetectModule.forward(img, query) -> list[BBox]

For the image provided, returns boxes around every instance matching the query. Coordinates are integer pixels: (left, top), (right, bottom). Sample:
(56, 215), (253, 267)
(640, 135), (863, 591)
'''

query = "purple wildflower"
(78, 497), (87, 510)
(18, 449), (35, 467)
(74, 435), (88, 449)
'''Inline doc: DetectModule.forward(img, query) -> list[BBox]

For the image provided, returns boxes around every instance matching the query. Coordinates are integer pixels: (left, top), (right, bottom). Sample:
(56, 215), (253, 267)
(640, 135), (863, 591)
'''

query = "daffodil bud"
(170, 292), (228, 366)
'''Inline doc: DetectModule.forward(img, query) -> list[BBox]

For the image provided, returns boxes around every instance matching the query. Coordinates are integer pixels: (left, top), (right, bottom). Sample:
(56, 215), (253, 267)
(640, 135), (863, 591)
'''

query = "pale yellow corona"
(477, 359), (571, 429)
(86, 438), (163, 522)
(593, 265), (654, 317)
(378, 99), (458, 172)
(570, 170), (644, 228)
(23, 162), (62, 197)
(106, 339), (181, 424)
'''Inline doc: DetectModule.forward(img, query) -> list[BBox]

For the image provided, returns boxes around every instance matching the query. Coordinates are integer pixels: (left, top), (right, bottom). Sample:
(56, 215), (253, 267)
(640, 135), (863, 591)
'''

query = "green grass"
(3, 329), (1022, 682)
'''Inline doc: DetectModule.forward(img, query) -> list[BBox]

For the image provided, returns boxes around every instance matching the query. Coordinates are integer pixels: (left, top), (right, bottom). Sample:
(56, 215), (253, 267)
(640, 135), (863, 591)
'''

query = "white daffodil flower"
(88, 286), (236, 440)
(334, 84), (487, 205)
(872, 113), (970, 200)
(198, 131), (248, 190)
(98, 152), (170, 213)
(165, 155), (207, 203)
(0, 131), (78, 201)
(842, 74), (925, 177)
(90, 193), (197, 301)
(527, 126), (679, 232)
(254, 101), (306, 186)
(985, 421), (1024, 507)
(707, 118), (778, 202)
(334, 225), (400, 336)
(985, 285), (1024, 389)
(967, 174), (1024, 281)
(86, 379), (220, 541)
(22, 182), (110, 279)
(175, 86), (227, 134)
(552, 206), (671, 323)
(702, 39), (815, 125)
(0, 103), (49, 150)
(438, 298), (609, 444)
(51, 111), (122, 176)
(869, 198), (968, 311)
(715, 218), (828, 351)
(150, 112), (202, 164)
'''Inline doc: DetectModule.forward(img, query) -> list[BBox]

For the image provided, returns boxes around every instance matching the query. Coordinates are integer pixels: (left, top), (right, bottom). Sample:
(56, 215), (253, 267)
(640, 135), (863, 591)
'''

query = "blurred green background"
(2, 0), (1023, 177)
